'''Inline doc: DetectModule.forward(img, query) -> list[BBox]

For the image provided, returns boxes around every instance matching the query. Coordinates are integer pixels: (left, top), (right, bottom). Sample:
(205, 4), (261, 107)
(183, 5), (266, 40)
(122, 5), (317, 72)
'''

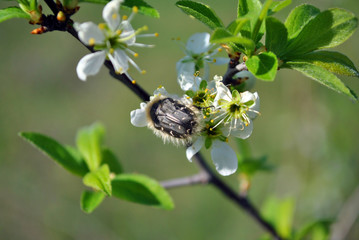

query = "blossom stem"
(161, 171), (210, 189)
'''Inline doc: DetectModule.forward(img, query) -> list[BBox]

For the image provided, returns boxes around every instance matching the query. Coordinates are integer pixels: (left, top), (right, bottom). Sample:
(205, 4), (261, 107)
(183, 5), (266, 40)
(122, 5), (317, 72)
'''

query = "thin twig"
(161, 170), (210, 189)
(40, 3), (284, 239)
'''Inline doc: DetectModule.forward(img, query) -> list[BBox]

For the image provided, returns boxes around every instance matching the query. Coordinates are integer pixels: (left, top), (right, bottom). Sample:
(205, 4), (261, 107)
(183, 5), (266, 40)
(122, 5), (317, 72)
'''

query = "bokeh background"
(1, 0), (359, 239)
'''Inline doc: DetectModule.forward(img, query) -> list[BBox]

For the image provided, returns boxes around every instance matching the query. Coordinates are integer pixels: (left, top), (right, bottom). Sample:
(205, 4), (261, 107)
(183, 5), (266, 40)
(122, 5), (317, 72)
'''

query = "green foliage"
(76, 122), (105, 171)
(83, 164), (112, 196)
(102, 148), (123, 174)
(78, 0), (160, 18)
(262, 196), (295, 239)
(284, 61), (357, 100)
(268, 0), (292, 16)
(112, 174), (174, 210)
(293, 220), (332, 240)
(80, 190), (106, 213)
(246, 52), (278, 81)
(0, 6), (30, 23)
(19, 132), (88, 176)
(265, 16), (288, 57)
(176, 1), (224, 30)
(237, 0), (262, 18)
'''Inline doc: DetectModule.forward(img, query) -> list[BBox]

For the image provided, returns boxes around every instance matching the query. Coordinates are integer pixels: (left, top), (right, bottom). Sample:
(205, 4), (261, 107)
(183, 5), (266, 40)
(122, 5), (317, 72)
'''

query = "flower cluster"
(131, 33), (260, 177)
(74, 0), (157, 81)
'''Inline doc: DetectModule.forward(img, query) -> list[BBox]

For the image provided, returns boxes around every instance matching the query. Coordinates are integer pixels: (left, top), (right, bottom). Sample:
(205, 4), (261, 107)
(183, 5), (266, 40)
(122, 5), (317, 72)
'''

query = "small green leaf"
(80, 190), (106, 214)
(76, 122), (105, 171)
(246, 52), (278, 81)
(294, 220), (333, 240)
(268, 0), (292, 15)
(238, 156), (273, 176)
(185, 90), (195, 98)
(83, 164), (112, 196)
(78, 0), (160, 18)
(284, 61), (357, 100)
(19, 132), (88, 176)
(291, 51), (359, 77)
(204, 137), (212, 149)
(251, 0), (273, 43)
(102, 148), (123, 174)
(262, 196), (295, 239)
(285, 4), (320, 40)
(112, 174), (174, 210)
(226, 18), (250, 35)
(265, 16), (288, 57)
(284, 8), (358, 58)
(176, 1), (224, 30)
(237, 0), (262, 18)
(0, 6), (30, 23)
(211, 28), (255, 53)
(199, 79), (207, 90)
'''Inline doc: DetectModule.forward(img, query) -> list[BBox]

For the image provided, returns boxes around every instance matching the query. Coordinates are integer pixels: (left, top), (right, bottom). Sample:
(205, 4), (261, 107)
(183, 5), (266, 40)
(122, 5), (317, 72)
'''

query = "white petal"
(177, 72), (202, 92)
(102, 0), (122, 32)
(213, 82), (232, 107)
(212, 57), (230, 65)
(186, 137), (204, 162)
(120, 21), (136, 45)
(248, 92), (260, 119)
(186, 32), (211, 54)
(130, 107), (148, 127)
(240, 91), (256, 104)
(230, 120), (253, 139)
(176, 57), (195, 76)
(234, 71), (256, 91)
(74, 22), (105, 45)
(109, 49), (129, 74)
(76, 51), (106, 81)
(211, 140), (238, 176)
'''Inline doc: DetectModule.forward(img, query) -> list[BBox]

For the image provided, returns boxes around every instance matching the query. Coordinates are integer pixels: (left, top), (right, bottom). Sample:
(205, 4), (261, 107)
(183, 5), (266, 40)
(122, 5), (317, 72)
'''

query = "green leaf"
(284, 8), (358, 58)
(226, 18), (250, 35)
(285, 4), (320, 40)
(252, 0), (273, 43)
(238, 156), (273, 176)
(246, 52), (278, 81)
(291, 51), (359, 77)
(265, 16), (288, 57)
(268, 0), (292, 15)
(80, 190), (106, 214)
(199, 79), (207, 90)
(204, 137), (212, 149)
(102, 148), (123, 174)
(112, 174), (174, 210)
(76, 122), (105, 171)
(284, 61), (357, 100)
(78, 0), (160, 18)
(262, 196), (295, 239)
(19, 132), (88, 176)
(0, 6), (30, 23)
(294, 220), (332, 240)
(211, 27), (255, 53)
(237, 0), (262, 18)
(83, 164), (112, 196)
(176, 1), (224, 30)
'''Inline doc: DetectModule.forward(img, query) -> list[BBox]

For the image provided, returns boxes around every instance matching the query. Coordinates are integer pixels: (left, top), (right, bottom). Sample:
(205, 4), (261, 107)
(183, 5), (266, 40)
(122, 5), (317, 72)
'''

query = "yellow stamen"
(158, 85), (163, 88)
(132, 6), (138, 13)
(109, 48), (114, 54)
(210, 128), (213, 131)
(243, 56), (248, 62)
(112, 13), (118, 20)
(116, 29), (122, 35)
(210, 119), (214, 123)
(154, 33), (159, 37)
(141, 70), (147, 74)
(134, 53), (139, 58)
(203, 116), (207, 119)
(213, 59), (217, 63)
(115, 67), (123, 74)
(206, 112), (209, 116)
(225, 138), (229, 142)
(122, 15), (128, 20)
(98, 23), (106, 30)
(218, 48), (223, 52)
(132, 80), (136, 84)
(176, 37), (181, 41)
(88, 38), (95, 46)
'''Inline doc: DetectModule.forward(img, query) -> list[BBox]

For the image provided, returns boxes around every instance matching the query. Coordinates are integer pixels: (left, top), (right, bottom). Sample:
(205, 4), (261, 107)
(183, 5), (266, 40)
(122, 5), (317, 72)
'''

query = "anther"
(154, 33), (159, 37)
(122, 15), (128, 20)
(132, 80), (136, 84)
(132, 6), (138, 13)
(88, 38), (95, 46)
(98, 23), (106, 30)
(112, 13), (118, 20)
(134, 53), (139, 58)
(141, 70), (147, 74)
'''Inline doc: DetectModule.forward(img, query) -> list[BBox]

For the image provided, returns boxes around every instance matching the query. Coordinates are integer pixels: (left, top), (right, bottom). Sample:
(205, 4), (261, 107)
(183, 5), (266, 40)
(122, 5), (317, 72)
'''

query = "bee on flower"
(74, 0), (158, 81)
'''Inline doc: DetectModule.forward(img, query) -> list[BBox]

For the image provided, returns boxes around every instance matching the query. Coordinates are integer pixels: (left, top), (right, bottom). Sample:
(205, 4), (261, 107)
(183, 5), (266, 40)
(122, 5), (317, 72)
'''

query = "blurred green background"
(1, 0), (359, 239)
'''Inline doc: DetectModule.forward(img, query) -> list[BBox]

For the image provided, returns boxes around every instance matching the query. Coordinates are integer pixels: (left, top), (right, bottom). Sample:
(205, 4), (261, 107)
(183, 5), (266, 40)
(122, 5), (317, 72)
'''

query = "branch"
(161, 170), (210, 189)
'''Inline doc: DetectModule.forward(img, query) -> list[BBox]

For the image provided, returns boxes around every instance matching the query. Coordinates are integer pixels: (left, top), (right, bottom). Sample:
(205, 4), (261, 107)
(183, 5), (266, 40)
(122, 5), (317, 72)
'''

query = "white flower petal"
(213, 82), (232, 107)
(176, 57), (195, 76)
(76, 51), (106, 81)
(130, 107), (148, 127)
(186, 32), (211, 54)
(240, 91), (256, 104)
(231, 120), (253, 139)
(103, 0), (122, 32)
(109, 49), (129, 74)
(186, 137), (204, 162)
(178, 73), (202, 92)
(211, 140), (238, 176)
(120, 20), (136, 45)
(74, 22), (105, 45)
(248, 92), (260, 119)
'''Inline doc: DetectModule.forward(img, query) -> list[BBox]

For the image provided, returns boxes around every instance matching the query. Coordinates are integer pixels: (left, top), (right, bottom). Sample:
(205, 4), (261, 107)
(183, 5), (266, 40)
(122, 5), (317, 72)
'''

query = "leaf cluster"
(19, 122), (174, 213)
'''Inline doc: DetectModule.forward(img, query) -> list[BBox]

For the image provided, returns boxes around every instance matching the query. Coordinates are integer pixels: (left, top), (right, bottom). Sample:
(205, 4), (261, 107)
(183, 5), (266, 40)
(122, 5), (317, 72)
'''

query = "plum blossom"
(75, 0), (157, 80)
